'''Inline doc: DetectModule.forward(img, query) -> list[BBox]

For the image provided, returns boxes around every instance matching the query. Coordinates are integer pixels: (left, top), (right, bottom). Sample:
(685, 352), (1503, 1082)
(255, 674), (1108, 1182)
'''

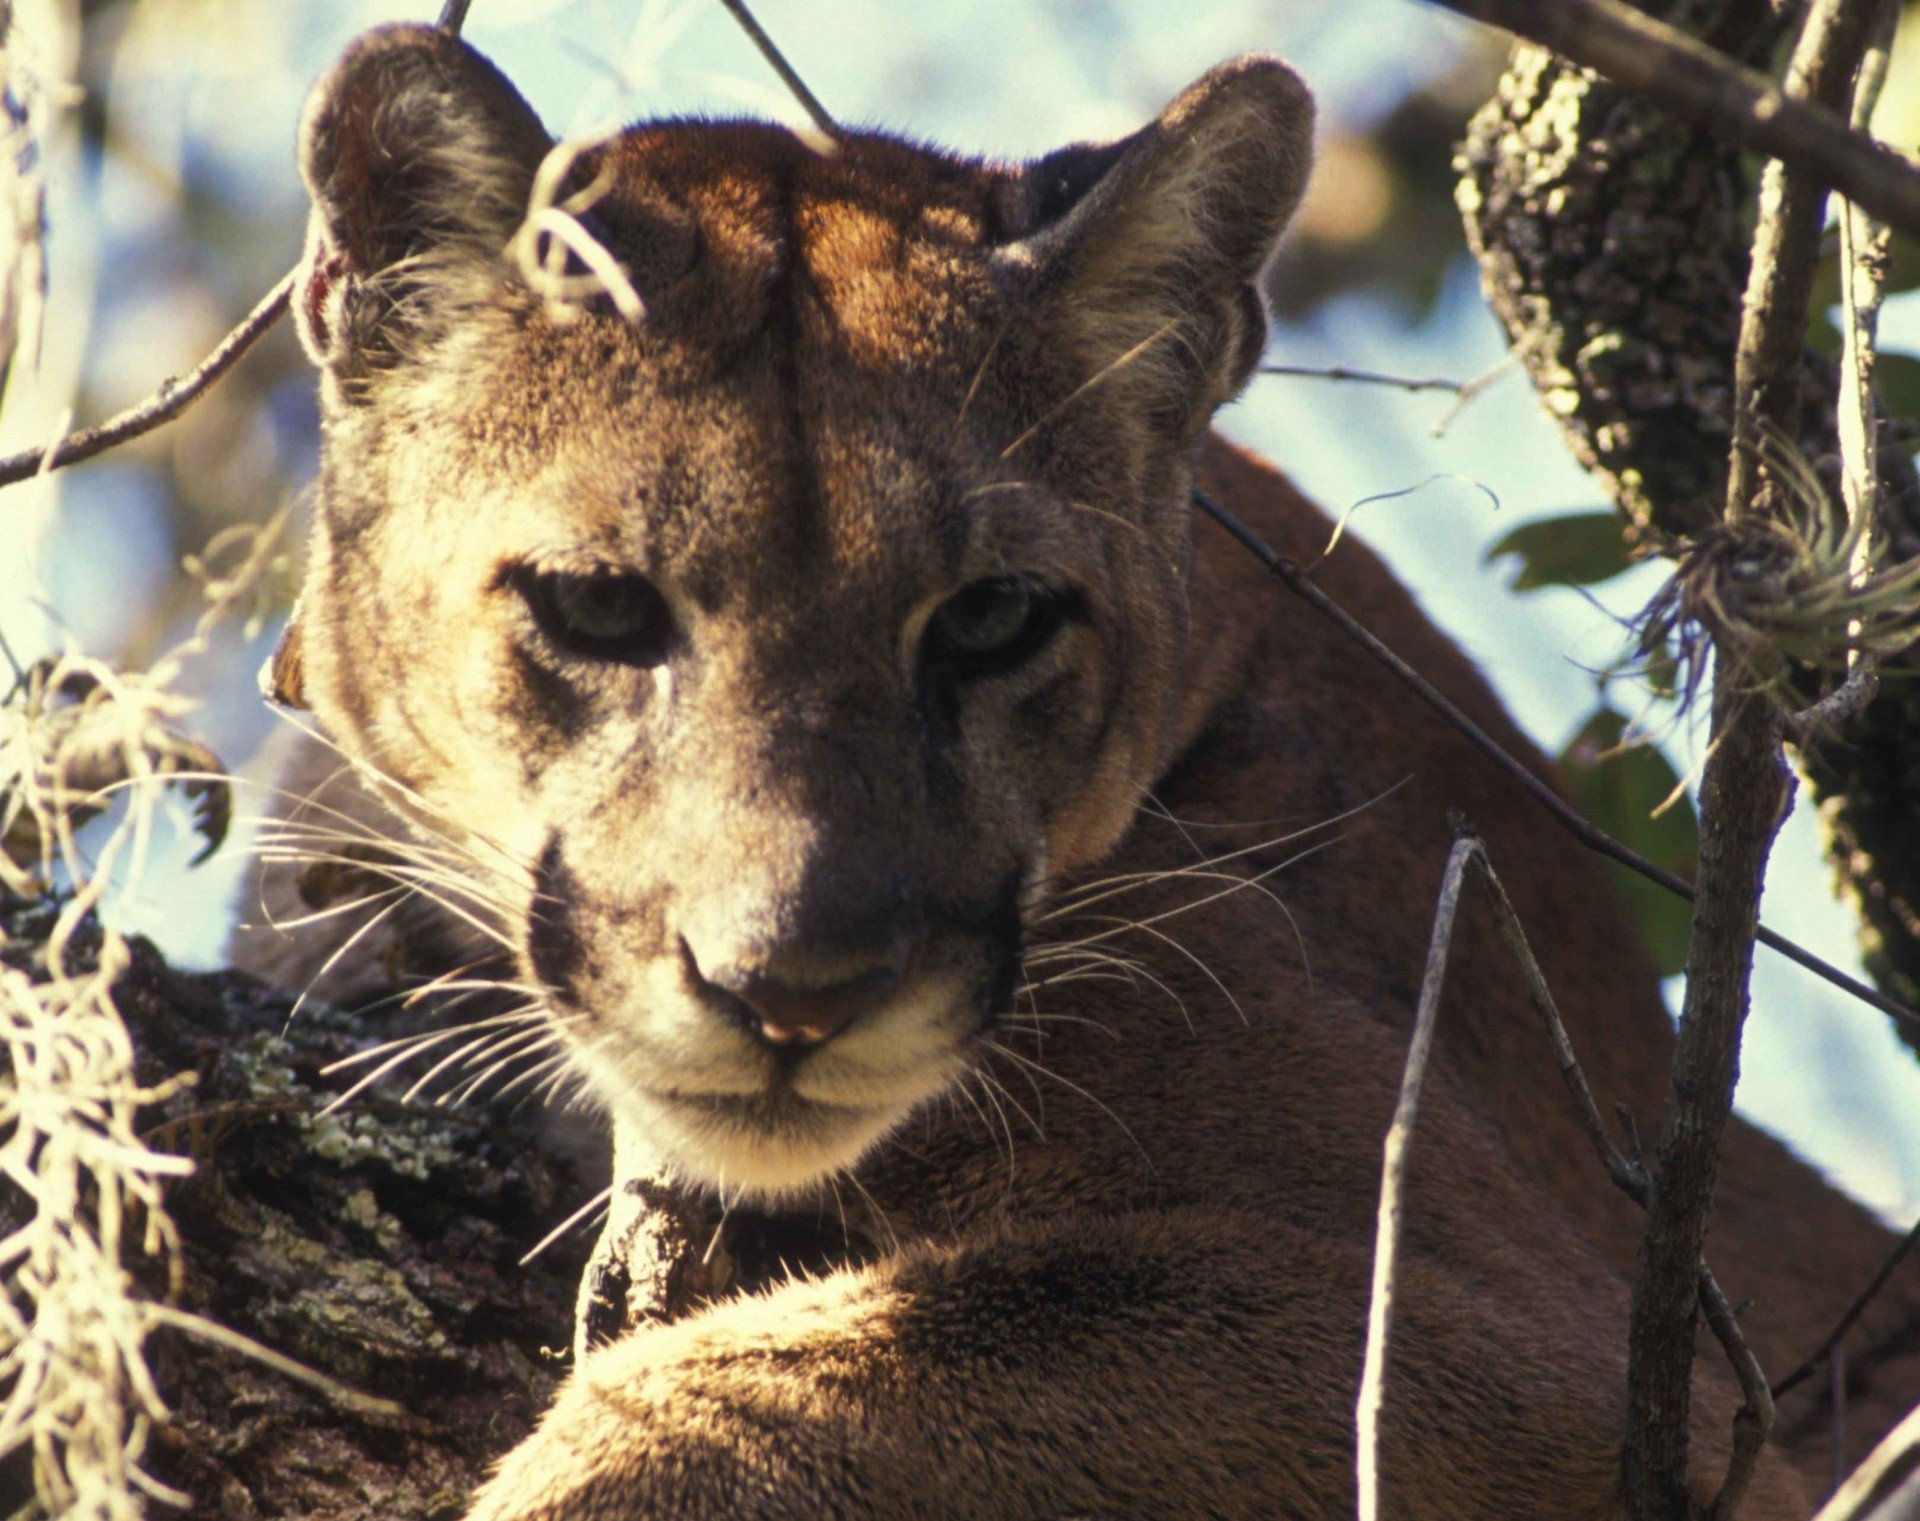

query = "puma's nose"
(685, 940), (909, 1049)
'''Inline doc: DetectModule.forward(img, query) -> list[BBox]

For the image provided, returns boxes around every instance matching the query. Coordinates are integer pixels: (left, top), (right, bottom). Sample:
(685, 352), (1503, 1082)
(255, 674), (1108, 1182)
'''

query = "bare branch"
(1473, 842), (1772, 1518)
(1790, 6), (1898, 745)
(1470, 851), (1648, 1201)
(1698, 1270), (1777, 1521)
(1771, 1215), (1920, 1401)
(1190, 485), (1920, 1034)
(1362, 824), (1774, 1520)
(1257, 362), (1468, 395)
(0, 275), (292, 491)
(0, 0), (480, 496)
(1424, 0), (1920, 240)
(1355, 828), (1477, 1521)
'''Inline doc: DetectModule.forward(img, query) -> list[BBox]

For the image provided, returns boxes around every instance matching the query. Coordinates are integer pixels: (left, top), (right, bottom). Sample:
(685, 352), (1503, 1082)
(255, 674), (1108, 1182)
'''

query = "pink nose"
(722, 965), (903, 1048)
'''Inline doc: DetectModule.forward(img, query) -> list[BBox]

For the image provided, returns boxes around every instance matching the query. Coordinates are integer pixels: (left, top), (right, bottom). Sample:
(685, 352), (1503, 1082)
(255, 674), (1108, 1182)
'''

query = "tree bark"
(0, 909), (597, 1519)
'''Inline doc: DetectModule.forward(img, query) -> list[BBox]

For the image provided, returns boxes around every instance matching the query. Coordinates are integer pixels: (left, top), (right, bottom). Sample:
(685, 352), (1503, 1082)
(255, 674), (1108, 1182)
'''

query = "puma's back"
(233, 23), (1913, 1514)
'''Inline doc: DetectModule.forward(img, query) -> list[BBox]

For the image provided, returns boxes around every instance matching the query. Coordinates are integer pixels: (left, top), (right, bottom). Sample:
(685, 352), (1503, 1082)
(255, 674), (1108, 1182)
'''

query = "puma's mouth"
(627, 1070), (958, 1199)
(557, 949), (1005, 1200)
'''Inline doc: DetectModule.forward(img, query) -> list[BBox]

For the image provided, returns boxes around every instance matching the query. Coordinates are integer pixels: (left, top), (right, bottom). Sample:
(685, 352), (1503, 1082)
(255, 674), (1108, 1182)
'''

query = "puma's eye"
(517, 569), (675, 664)
(923, 577), (1064, 676)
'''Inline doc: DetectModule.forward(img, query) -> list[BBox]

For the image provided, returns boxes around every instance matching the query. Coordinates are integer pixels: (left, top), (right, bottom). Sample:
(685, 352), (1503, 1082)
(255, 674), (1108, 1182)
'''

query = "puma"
(233, 22), (1917, 1516)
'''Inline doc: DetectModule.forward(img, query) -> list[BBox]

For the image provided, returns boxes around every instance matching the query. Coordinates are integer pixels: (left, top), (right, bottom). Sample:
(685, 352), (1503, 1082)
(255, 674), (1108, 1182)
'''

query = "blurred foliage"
(1486, 509), (1634, 592)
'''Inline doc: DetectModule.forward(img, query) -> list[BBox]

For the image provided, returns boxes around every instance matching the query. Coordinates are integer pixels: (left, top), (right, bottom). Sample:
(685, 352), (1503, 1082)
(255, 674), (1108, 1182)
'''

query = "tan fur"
(235, 24), (1917, 1515)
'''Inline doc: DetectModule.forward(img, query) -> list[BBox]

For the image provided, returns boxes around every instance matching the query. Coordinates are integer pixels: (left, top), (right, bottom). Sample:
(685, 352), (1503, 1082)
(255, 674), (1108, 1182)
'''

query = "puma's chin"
(621, 1067), (958, 1199)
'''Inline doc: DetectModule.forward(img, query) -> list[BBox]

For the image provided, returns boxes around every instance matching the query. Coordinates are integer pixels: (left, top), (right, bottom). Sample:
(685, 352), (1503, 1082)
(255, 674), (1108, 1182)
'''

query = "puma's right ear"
(295, 24), (551, 382)
(999, 58), (1314, 426)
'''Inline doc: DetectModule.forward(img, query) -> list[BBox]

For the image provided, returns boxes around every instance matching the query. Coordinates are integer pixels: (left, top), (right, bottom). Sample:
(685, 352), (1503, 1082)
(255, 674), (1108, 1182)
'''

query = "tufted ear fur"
(1001, 57), (1314, 427)
(294, 23), (552, 384)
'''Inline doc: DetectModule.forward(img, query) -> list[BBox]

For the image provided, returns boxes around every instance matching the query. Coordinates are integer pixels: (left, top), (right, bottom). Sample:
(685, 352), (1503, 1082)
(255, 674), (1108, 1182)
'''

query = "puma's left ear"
(1002, 57), (1314, 419)
(294, 24), (553, 385)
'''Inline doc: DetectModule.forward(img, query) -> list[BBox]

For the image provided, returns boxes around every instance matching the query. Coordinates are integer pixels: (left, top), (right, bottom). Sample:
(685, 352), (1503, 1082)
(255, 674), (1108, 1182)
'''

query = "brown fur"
(234, 23), (1917, 1516)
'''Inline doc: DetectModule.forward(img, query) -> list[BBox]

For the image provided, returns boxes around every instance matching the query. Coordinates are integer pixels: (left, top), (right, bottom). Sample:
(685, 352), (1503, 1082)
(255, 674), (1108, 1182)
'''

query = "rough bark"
(0, 907), (596, 1520)
(1456, 0), (1920, 1051)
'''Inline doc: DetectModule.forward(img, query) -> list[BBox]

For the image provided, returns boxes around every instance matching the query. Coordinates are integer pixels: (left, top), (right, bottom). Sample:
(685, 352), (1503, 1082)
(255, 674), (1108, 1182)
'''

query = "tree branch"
(0, 0), (478, 495)
(1623, 4), (1884, 1515)
(1427, 0), (1920, 240)
(712, 0), (836, 139)
(1770, 1215), (1920, 1401)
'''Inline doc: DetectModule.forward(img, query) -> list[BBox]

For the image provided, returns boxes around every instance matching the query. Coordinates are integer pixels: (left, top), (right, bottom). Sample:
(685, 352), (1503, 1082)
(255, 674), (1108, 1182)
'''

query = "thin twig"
(1422, 0), (1920, 240)
(1832, 1345), (1849, 1497)
(1355, 830), (1477, 1521)
(1360, 823), (1773, 1519)
(1430, 354), (1518, 439)
(1189, 485), (1920, 1034)
(1257, 362), (1468, 395)
(1771, 1215), (1920, 1400)
(145, 1305), (403, 1419)
(1791, 659), (1880, 737)
(712, 0), (836, 139)
(1792, 3), (1898, 743)
(1471, 849), (1649, 1201)
(0, 275), (292, 490)
(1471, 836), (1772, 1519)
(1698, 1270), (1776, 1521)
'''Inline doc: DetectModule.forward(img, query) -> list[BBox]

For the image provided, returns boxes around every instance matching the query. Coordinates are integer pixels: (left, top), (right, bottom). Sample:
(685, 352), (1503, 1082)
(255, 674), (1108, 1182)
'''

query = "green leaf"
(1485, 511), (1632, 592)
(1558, 707), (1700, 978)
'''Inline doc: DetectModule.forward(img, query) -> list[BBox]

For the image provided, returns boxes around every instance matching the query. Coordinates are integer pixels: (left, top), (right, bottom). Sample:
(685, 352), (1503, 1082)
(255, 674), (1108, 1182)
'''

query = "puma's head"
(278, 24), (1312, 1197)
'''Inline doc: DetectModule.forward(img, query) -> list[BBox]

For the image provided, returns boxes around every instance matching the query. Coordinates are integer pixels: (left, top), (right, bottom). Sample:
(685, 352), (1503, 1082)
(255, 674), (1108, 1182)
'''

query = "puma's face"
(280, 25), (1311, 1197)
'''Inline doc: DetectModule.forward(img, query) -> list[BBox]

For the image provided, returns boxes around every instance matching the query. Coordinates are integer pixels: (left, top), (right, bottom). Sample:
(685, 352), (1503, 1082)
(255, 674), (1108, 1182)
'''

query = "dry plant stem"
(1190, 486), (1919, 1033)
(1790, 6), (1896, 739)
(1771, 1216), (1920, 1400)
(0, 274), (291, 489)
(1256, 362), (1467, 395)
(712, 0), (836, 139)
(437, 0), (473, 29)
(1724, 0), (1885, 514)
(1812, 1404), (1920, 1520)
(1470, 850), (1647, 1202)
(1472, 843), (1773, 1520)
(1624, 4), (1878, 1515)
(1699, 1267), (1777, 1521)
(1355, 831), (1476, 1521)
(1423, 0), (1920, 240)
(1361, 826), (1773, 1521)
